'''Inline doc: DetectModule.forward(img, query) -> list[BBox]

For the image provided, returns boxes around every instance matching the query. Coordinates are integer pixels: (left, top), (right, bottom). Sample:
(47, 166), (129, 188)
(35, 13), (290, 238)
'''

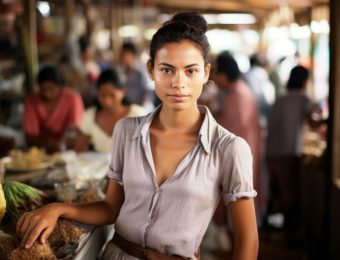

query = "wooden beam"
(151, 0), (329, 14)
(22, 0), (38, 94)
(151, 0), (274, 13)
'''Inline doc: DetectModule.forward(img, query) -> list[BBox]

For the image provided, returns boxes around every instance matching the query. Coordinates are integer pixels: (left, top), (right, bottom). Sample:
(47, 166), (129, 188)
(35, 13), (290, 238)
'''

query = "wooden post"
(111, 0), (122, 66)
(22, 0), (38, 94)
(329, 0), (340, 258)
(329, 0), (340, 186)
(64, 0), (74, 37)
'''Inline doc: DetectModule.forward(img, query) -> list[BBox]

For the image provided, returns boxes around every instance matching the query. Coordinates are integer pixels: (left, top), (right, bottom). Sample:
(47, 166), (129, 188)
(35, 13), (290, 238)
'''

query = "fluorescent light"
(205, 13), (257, 24)
(159, 13), (256, 25)
(37, 1), (50, 17)
(203, 14), (218, 24)
(144, 28), (157, 40)
(311, 20), (330, 34)
(319, 19), (330, 34)
(310, 21), (321, 34)
(216, 14), (256, 24)
(118, 25), (139, 38)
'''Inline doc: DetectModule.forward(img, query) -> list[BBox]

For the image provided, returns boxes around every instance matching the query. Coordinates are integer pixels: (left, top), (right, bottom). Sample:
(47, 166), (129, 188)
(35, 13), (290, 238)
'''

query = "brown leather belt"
(111, 232), (200, 260)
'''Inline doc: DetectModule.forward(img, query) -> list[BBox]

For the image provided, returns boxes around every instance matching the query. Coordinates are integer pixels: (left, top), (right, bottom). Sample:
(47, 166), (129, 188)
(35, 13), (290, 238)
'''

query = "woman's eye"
(187, 69), (198, 75)
(161, 68), (172, 74)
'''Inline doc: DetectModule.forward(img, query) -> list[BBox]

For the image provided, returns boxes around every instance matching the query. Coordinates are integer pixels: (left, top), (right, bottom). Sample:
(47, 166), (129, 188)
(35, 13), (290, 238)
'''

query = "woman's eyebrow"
(158, 63), (200, 68)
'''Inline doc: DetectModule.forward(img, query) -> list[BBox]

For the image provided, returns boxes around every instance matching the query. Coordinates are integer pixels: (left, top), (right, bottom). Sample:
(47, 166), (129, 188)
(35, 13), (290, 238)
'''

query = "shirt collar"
(131, 105), (216, 154)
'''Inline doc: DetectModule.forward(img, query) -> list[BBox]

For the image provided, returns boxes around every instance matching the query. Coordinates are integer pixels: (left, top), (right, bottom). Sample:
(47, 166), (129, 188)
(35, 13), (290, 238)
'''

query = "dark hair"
(37, 65), (64, 86)
(149, 11), (210, 67)
(96, 69), (123, 90)
(215, 51), (241, 82)
(287, 65), (309, 90)
(249, 53), (268, 67)
(95, 69), (130, 109)
(79, 36), (90, 53)
(122, 42), (138, 55)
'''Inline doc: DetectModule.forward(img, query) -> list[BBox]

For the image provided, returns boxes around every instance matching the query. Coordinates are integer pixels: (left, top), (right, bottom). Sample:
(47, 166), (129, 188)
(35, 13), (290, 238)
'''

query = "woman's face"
(148, 40), (210, 111)
(97, 83), (125, 110)
(39, 81), (61, 102)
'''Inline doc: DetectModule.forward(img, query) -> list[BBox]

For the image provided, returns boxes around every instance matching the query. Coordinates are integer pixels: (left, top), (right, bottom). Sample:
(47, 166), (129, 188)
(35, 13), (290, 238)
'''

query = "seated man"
(23, 65), (84, 153)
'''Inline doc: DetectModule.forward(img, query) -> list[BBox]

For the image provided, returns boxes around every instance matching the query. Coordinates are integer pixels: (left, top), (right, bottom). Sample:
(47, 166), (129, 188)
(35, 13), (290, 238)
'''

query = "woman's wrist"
(46, 202), (68, 218)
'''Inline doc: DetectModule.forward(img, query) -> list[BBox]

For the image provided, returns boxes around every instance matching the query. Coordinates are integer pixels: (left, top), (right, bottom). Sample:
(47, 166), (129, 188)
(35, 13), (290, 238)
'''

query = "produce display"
(0, 181), (86, 259)
(7, 147), (51, 169)
(3, 181), (46, 221)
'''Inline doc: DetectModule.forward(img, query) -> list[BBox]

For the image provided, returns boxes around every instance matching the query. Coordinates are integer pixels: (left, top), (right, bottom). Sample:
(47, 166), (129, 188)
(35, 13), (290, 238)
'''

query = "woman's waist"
(109, 231), (200, 260)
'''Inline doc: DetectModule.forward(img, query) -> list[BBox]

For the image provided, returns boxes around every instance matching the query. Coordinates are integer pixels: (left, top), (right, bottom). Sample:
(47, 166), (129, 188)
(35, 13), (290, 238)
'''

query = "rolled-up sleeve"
(220, 136), (257, 204)
(107, 119), (126, 185)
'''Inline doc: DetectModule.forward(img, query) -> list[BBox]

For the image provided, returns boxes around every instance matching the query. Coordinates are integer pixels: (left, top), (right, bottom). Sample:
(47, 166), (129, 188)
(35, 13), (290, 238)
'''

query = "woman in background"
(73, 69), (146, 153)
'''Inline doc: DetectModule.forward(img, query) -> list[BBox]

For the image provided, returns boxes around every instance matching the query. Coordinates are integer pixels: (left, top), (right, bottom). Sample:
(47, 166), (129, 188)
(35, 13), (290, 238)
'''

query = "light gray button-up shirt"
(107, 106), (256, 259)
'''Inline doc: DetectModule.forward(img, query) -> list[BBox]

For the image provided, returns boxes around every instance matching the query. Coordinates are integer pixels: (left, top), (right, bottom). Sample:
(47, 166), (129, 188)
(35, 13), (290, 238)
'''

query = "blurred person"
(17, 12), (258, 260)
(23, 66), (84, 153)
(245, 53), (275, 128)
(73, 69), (146, 153)
(269, 57), (286, 98)
(78, 35), (101, 84)
(116, 42), (154, 111)
(266, 65), (325, 240)
(213, 51), (263, 225)
(214, 51), (262, 197)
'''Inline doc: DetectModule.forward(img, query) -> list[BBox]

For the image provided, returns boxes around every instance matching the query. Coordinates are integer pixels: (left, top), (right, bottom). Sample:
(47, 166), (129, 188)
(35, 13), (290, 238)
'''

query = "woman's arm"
(229, 198), (259, 260)
(17, 179), (124, 248)
(72, 131), (91, 152)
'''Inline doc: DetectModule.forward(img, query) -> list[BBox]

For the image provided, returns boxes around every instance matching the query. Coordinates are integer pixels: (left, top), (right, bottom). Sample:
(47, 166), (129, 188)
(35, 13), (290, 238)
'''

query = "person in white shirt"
(73, 69), (146, 153)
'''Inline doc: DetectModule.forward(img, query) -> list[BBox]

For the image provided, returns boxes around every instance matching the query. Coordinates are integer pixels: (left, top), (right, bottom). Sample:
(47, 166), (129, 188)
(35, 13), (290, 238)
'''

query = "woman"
(17, 12), (258, 260)
(23, 65), (84, 153)
(73, 69), (146, 153)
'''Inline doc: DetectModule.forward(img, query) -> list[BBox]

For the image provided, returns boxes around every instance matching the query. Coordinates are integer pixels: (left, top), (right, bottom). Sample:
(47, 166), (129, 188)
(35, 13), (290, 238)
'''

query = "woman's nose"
(172, 71), (185, 88)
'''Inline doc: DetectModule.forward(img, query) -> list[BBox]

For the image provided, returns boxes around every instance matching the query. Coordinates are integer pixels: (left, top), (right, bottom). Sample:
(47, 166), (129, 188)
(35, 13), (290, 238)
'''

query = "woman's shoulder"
(115, 112), (150, 133)
(214, 124), (250, 154)
(83, 107), (96, 119)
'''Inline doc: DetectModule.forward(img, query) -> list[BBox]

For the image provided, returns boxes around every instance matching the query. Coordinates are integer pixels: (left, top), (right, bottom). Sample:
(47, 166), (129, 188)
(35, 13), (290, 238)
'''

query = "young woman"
(17, 12), (258, 260)
(73, 69), (146, 153)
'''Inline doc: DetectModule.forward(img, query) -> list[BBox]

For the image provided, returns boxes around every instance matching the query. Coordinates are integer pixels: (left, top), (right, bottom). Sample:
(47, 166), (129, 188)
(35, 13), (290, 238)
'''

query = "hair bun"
(170, 11), (208, 34)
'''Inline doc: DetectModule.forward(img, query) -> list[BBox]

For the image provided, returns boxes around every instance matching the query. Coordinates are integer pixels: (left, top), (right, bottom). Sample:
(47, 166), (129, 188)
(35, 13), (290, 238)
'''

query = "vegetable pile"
(2, 181), (46, 222)
(0, 181), (85, 259)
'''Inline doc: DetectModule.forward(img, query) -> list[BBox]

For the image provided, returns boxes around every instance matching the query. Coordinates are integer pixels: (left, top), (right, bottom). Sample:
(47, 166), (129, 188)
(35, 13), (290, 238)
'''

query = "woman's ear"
(147, 60), (154, 81)
(204, 63), (211, 84)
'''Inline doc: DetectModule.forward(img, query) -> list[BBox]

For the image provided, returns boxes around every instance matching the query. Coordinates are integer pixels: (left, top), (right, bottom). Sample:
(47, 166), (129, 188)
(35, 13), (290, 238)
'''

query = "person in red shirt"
(23, 65), (84, 152)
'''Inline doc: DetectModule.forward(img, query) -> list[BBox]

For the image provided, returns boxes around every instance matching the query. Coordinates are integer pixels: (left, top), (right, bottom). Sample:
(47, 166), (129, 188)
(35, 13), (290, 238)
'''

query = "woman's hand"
(16, 203), (62, 248)
(16, 180), (124, 249)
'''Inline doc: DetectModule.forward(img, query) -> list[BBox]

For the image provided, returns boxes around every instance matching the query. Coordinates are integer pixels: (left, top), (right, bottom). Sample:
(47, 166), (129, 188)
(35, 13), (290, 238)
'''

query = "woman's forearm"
(232, 235), (259, 260)
(49, 200), (118, 226)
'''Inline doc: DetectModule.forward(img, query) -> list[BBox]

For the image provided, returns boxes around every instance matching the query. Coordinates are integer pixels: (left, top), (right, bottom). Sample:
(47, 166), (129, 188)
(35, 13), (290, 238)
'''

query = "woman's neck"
(156, 105), (202, 134)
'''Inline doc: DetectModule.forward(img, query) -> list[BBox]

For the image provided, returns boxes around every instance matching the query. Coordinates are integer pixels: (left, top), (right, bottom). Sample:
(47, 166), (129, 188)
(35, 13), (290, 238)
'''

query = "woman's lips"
(167, 94), (189, 102)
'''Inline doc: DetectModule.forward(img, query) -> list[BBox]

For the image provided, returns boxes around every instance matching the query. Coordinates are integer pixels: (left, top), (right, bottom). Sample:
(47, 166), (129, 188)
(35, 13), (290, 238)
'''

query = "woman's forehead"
(155, 41), (204, 66)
